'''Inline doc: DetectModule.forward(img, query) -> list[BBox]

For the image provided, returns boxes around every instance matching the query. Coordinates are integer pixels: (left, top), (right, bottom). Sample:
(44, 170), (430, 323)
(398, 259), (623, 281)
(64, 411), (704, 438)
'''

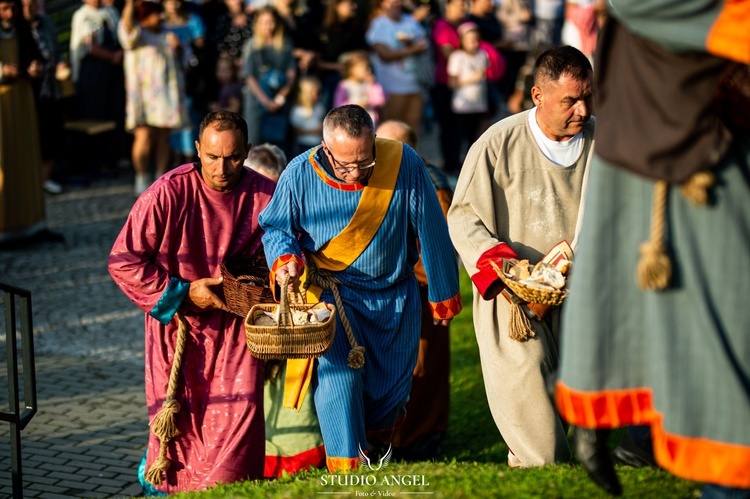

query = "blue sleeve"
(148, 277), (190, 325)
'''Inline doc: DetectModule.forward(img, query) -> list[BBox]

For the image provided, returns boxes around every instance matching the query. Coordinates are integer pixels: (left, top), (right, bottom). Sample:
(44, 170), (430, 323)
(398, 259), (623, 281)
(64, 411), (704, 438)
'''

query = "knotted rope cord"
(145, 310), (188, 485)
(636, 171), (714, 292)
(637, 181), (672, 291)
(302, 264), (365, 369)
(680, 170), (715, 206)
(506, 291), (535, 342)
(489, 261), (535, 342)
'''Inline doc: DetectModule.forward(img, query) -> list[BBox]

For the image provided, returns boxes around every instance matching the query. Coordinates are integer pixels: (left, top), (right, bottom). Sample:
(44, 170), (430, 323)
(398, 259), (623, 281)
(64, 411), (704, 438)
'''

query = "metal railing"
(1, 282), (37, 499)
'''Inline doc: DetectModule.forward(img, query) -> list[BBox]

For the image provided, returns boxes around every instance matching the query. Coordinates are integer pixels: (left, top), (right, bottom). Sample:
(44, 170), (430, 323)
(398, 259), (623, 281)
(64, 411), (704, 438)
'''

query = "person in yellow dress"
(0, 0), (47, 245)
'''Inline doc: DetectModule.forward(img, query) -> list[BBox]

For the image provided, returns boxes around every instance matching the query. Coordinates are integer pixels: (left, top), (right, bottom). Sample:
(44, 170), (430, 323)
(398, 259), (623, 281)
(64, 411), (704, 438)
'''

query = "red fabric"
(471, 243), (519, 299)
(556, 381), (750, 488)
(479, 41), (506, 82)
(432, 18), (461, 85)
(108, 164), (276, 492)
(270, 253), (304, 301)
(264, 445), (326, 478)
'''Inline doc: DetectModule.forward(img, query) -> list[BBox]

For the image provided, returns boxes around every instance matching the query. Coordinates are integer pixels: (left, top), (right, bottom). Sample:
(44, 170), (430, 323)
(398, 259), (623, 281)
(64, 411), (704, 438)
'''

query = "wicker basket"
(494, 260), (568, 306)
(244, 277), (336, 360)
(221, 255), (274, 317)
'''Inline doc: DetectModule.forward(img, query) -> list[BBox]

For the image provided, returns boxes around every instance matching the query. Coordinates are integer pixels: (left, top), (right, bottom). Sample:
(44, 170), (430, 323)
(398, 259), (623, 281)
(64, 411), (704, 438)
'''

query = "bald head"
(375, 120), (418, 149)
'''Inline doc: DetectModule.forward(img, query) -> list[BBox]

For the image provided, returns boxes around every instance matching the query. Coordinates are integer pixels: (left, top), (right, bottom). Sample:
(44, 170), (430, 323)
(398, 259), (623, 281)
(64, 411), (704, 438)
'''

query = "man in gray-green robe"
(447, 46), (594, 468)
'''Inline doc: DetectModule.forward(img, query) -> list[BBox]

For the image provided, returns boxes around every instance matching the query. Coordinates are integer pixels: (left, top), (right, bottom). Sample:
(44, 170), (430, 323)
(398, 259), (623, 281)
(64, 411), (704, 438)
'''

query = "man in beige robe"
(447, 45), (594, 468)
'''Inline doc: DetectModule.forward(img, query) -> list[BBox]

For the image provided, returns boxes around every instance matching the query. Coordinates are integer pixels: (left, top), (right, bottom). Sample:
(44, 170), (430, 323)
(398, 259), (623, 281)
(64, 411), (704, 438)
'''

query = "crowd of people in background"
(4, 0), (749, 497)
(1, 0), (608, 216)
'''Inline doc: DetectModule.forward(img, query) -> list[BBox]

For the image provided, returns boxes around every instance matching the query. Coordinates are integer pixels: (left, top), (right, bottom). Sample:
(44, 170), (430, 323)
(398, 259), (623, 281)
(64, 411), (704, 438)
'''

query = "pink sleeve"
(369, 83), (386, 108)
(432, 19), (453, 47)
(333, 82), (349, 108)
(108, 193), (172, 314)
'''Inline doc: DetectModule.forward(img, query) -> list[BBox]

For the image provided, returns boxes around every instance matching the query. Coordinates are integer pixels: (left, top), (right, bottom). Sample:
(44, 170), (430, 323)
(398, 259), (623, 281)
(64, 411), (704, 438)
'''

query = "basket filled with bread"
(244, 275), (336, 359)
(495, 258), (571, 306)
(491, 241), (573, 341)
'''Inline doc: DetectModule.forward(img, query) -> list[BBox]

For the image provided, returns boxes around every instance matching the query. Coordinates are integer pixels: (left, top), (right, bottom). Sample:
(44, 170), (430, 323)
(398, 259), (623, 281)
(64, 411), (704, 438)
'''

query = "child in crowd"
(289, 75), (326, 156)
(163, 0), (205, 164)
(333, 51), (386, 126)
(447, 22), (488, 174)
(210, 53), (242, 114)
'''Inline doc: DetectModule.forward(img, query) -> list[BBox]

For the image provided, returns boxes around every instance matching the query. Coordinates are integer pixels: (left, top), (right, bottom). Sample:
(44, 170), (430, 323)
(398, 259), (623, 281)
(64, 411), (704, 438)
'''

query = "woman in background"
(215, 0), (253, 66)
(314, 0), (366, 108)
(366, 0), (429, 133)
(240, 6), (296, 152)
(69, 0), (125, 176)
(119, 0), (188, 195)
(0, 0), (47, 244)
(163, 0), (206, 164)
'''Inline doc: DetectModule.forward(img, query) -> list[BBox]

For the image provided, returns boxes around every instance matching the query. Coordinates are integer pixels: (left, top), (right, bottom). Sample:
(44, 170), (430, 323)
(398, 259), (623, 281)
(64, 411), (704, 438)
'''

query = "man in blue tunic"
(259, 104), (462, 472)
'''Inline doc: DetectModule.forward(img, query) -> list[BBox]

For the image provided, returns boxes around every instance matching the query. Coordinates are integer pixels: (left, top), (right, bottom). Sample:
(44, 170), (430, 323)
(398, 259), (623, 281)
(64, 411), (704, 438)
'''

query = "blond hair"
(252, 6), (286, 50)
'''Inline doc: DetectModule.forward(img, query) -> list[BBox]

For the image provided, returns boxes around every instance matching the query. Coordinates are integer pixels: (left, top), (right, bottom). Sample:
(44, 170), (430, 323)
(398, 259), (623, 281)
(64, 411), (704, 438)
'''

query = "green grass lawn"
(171, 270), (702, 498)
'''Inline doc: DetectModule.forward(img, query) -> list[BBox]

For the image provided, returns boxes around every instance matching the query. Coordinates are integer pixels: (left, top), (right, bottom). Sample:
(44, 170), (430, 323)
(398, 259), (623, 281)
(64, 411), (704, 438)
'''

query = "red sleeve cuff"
(270, 254), (304, 301)
(472, 243), (519, 300)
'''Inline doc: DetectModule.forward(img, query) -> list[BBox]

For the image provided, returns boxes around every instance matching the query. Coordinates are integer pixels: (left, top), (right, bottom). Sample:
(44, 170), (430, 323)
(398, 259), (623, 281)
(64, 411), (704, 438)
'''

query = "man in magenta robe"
(108, 111), (276, 494)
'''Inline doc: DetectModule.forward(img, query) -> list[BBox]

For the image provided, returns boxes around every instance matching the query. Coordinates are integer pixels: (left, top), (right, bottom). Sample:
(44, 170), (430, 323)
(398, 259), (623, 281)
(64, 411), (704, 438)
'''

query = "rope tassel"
(636, 181), (671, 291)
(144, 442), (171, 486)
(303, 264), (365, 369)
(507, 295), (535, 342)
(145, 311), (189, 485)
(150, 399), (181, 441)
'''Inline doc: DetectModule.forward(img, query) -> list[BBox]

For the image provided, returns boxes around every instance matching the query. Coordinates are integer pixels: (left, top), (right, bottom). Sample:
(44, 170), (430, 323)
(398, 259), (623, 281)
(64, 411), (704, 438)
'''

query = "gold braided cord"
(303, 264), (365, 369)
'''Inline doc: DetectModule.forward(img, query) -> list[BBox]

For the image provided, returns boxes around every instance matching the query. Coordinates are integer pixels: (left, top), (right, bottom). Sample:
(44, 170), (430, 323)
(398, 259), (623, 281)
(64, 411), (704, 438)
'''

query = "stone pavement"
(1, 179), (147, 498)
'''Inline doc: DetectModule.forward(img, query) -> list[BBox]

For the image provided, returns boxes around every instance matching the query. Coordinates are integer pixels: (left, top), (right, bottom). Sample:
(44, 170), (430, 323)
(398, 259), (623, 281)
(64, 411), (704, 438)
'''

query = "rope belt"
(145, 310), (188, 485)
(302, 264), (365, 369)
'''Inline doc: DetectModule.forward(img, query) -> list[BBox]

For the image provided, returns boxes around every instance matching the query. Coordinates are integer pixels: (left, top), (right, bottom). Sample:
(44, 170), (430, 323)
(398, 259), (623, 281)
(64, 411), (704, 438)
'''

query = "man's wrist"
(274, 94), (286, 105)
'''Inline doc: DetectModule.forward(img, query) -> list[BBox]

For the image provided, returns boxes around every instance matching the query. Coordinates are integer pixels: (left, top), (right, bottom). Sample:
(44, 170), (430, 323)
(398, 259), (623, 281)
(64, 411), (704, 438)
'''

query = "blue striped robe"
(259, 141), (460, 461)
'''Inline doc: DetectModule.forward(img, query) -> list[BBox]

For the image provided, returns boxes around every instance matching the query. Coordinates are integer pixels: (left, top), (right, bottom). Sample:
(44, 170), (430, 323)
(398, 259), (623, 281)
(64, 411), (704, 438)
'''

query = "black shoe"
(613, 426), (657, 468)
(574, 427), (623, 496)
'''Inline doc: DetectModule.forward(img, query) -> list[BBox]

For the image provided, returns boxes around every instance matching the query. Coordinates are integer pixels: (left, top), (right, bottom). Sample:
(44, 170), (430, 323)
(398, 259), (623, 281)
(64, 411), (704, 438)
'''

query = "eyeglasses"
(323, 142), (376, 174)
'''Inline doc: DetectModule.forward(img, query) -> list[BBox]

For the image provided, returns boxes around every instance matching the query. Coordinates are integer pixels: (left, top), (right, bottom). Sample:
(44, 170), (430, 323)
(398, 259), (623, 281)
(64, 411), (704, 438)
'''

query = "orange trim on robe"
(264, 445), (326, 478)
(429, 294), (463, 320)
(309, 147), (366, 192)
(326, 456), (360, 473)
(556, 381), (750, 488)
(706, 0), (750, 64)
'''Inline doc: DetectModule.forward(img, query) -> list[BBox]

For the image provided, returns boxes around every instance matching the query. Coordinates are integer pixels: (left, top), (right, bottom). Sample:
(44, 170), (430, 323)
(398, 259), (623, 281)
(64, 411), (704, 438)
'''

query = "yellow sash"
(308, 138), (403, 271)
(283, 138), (403, 410)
